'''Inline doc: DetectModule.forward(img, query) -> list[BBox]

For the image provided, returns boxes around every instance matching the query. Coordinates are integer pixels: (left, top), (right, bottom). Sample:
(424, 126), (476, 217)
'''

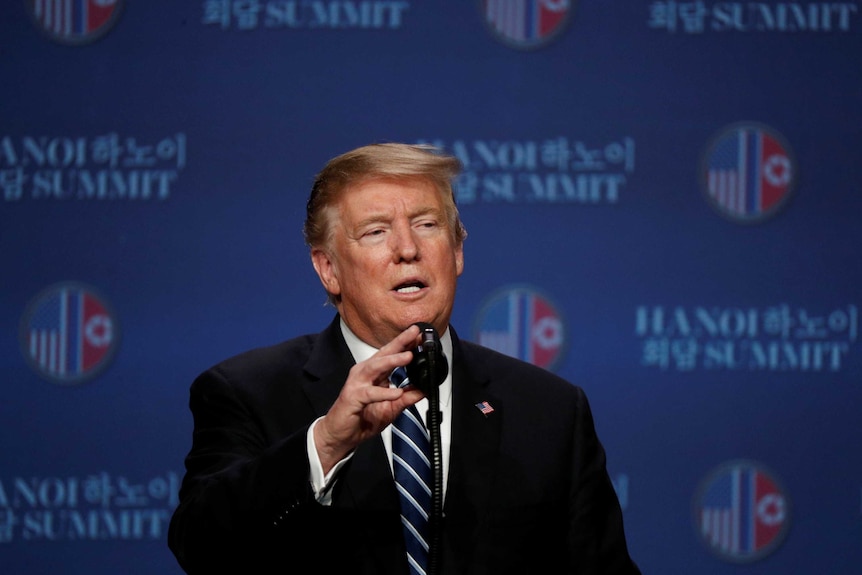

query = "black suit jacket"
(168, 316), (640, 574)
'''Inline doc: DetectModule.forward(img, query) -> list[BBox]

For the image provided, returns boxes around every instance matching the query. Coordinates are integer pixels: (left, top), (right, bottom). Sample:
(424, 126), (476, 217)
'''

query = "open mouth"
(394, 281), (426, 294)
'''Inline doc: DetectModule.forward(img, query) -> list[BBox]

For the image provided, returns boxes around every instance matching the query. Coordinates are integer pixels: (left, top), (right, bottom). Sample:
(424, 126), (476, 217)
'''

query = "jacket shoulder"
(458, 339), (584, 399)
(192, 332), (323, 397)
(214, 334), (316, 373)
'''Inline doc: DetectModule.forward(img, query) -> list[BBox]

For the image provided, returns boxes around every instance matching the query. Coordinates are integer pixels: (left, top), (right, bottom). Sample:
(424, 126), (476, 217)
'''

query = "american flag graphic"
(705, 126), (793, 220)
(475, 401), (495, 415)
(483, 0), (569, 46)
(477, 288), (563, 369)
(30, 0), (119, 40)
(24, 284), (115, 382)
(698, 462), (788, 560)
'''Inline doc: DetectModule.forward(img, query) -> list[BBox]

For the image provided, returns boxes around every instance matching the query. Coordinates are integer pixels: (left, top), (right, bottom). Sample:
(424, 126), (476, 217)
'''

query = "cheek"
(353, 249), (391, 271)
(339, 252), (383, 286)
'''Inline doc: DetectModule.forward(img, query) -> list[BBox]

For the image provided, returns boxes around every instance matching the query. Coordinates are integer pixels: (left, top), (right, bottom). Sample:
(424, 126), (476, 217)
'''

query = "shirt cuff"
(307, 416), (353, 505)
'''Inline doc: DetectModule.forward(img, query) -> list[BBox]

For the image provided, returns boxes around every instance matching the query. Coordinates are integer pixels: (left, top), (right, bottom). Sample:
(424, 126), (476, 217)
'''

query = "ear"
(454, 242), (465, 277)
(311, 248), (342, 297)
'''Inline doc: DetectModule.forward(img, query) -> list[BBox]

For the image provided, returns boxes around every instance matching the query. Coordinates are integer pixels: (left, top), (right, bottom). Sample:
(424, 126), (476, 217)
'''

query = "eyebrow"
(354, 206), (441, 229)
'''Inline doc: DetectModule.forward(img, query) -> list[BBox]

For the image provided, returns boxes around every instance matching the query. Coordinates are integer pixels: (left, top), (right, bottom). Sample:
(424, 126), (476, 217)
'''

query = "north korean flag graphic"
(22, 283), (118, 384)
(476, 287), (564, 369)
(483, 0), (571, 48)
(696, 461), (790, 563)
(29, 0), (122, 44)
(704, 124), (794, 222)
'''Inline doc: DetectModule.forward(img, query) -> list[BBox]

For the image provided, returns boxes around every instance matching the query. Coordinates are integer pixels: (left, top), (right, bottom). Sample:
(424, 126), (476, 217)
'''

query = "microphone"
(406, 322), (445, 573)
(405, 322), (448, 394)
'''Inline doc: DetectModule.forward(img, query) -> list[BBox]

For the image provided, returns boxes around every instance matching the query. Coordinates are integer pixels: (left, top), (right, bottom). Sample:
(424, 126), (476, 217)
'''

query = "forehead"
(336, 177), (443, 218)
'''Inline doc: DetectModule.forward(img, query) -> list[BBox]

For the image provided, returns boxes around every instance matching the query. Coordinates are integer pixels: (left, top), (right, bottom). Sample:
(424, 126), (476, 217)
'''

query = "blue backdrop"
(3, 1), (861, 573)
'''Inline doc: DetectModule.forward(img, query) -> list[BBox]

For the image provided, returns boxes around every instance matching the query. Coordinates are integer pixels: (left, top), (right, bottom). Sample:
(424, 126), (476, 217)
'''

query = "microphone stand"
(425, 340), (443, 575)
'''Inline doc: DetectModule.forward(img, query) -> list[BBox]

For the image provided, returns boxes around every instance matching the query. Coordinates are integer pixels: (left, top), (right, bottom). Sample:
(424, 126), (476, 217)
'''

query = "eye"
(415, 218), (439, 230)
(357, 226), (389, 242)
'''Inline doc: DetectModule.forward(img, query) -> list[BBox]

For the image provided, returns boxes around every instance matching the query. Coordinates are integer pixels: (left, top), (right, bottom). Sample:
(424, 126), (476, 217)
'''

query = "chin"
(399, 311), (434, 328)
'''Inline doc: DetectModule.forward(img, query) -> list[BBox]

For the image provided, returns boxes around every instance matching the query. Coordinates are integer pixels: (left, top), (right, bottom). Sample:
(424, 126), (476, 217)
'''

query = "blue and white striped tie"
(390, 367), (431, 575)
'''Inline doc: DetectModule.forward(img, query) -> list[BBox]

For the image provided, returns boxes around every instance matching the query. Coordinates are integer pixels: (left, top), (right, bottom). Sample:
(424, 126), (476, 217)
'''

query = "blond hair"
(303, 143), (467, 250)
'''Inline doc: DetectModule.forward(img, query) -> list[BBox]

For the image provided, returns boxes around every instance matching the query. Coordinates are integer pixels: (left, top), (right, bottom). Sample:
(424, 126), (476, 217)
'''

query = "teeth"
(397, 286), (421, 293)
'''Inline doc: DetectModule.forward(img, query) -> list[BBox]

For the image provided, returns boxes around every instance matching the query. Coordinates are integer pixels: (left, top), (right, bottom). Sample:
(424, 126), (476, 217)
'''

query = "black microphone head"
(413, 321), (439, 351)
(407, 322), (447, 391)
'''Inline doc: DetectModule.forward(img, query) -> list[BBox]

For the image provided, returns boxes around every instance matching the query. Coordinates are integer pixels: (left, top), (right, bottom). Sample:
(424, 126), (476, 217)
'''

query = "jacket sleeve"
(167, 365), (325, 574)
(567, 387), (641, 575)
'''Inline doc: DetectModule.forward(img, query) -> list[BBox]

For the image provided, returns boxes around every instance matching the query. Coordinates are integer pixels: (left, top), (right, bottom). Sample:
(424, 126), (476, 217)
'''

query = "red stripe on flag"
(759, 134), (789, 211)
(88, 0), (116, 30)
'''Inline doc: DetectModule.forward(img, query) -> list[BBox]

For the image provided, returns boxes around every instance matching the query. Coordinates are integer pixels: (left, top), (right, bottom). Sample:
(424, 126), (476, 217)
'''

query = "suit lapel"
(301, 316), (352, 414)
(442, 333), (503, 573)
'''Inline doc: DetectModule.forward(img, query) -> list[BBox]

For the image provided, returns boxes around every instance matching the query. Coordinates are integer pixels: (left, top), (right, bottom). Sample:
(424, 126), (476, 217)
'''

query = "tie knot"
(390, 366), (409, 388)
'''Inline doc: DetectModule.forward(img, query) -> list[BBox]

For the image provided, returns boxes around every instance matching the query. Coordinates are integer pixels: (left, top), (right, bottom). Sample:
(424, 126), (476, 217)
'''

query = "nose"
(391, 221), (419, 262)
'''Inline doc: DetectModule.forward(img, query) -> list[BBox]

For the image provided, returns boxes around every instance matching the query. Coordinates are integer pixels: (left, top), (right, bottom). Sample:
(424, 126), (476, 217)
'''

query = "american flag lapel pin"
(475, 401), (495, 416)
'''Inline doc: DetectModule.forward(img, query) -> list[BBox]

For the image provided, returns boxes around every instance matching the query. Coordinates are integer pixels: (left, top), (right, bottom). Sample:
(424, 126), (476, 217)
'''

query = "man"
(168, 143), (640, 574)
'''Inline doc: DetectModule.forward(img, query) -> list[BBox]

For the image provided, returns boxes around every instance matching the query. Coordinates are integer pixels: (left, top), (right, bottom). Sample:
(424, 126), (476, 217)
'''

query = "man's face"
(311, 177), (464, 348)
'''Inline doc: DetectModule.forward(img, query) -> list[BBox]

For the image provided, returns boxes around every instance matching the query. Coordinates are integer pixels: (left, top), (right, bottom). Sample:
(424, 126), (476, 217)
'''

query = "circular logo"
(473, 285), (565, 369)
(479, 0), (574, 50)
(27, 0), (124, 46)
(700, 122), (796, 223)
(20, 282), (120, 385)
(693, 460), (791, 563)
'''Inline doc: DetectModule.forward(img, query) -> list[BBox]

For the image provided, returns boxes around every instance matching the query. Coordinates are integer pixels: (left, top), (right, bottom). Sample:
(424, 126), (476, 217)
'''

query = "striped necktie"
(390, 367), (431, 575)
